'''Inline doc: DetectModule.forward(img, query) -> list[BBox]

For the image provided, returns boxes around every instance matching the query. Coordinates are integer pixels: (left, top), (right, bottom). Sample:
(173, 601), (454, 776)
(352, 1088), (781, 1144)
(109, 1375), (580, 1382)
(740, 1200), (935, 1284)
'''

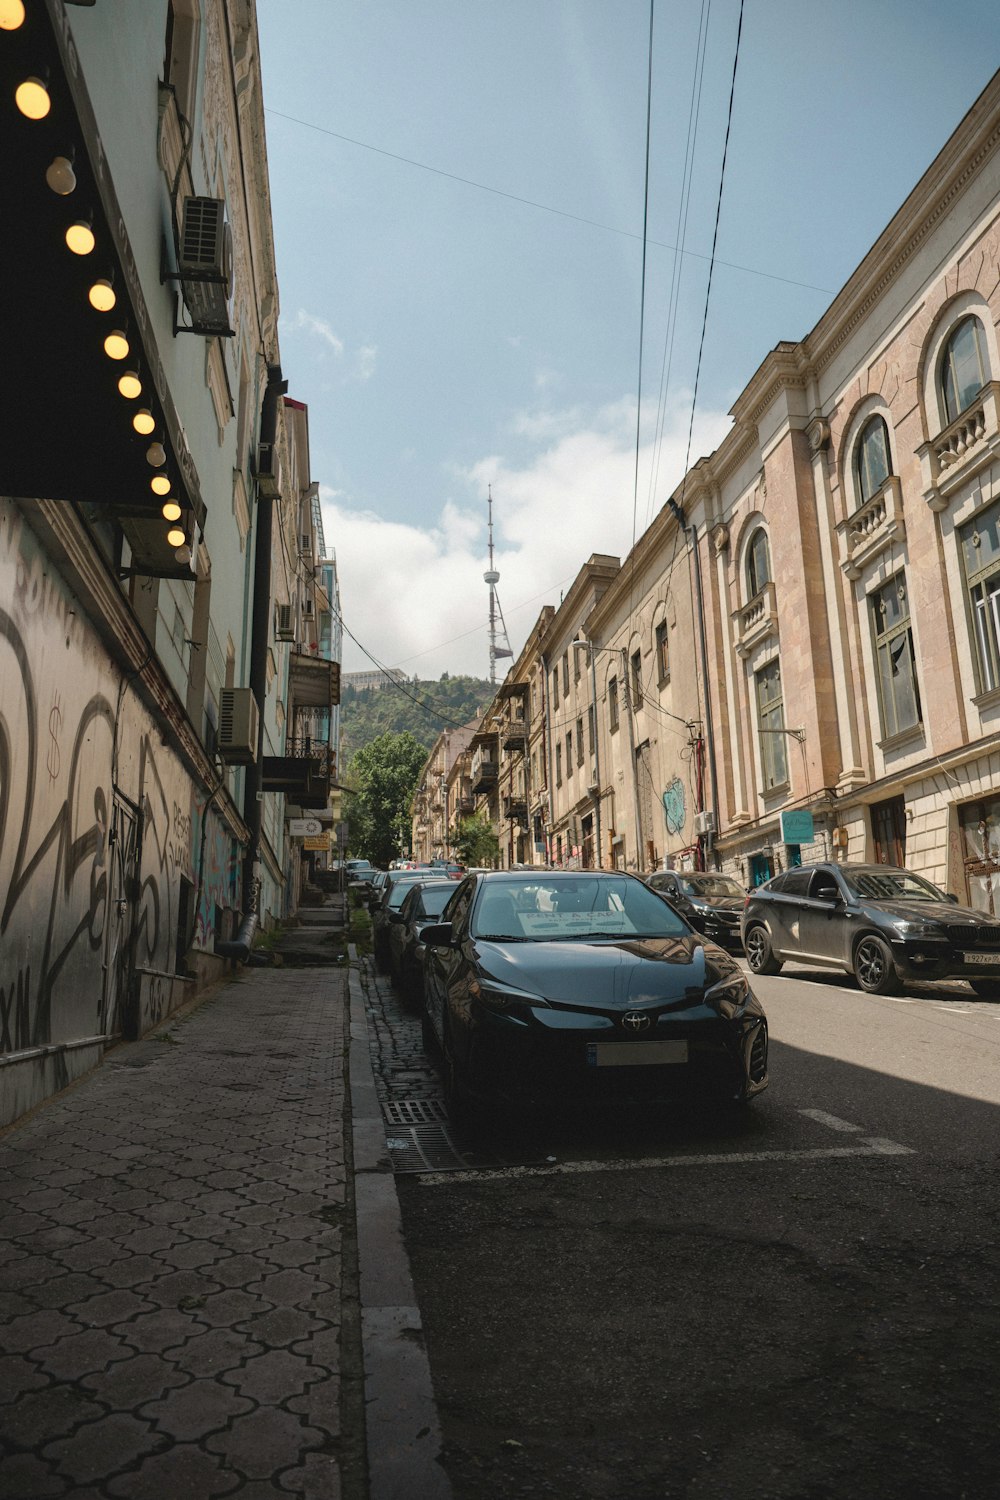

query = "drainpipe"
(241, 363), (288, 915)
(668, 500), (720, 869)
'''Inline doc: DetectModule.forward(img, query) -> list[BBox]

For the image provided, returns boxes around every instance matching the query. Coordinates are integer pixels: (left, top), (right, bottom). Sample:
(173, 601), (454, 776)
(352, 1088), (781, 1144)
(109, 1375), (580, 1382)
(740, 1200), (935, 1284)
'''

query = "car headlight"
(468, 978), (549, 1013)
(892, 920), (945, 938)
(704, 972), (751, 1018)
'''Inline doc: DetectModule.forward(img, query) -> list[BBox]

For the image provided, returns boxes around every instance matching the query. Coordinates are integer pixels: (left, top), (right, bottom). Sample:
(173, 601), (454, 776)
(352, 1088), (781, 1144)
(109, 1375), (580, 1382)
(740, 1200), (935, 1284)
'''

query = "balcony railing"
(471, 749), (498, 794)
(262, 735), (332, 808)
(732, 580), (778, 659)
(836, 474), (905, 580)
(918, 381), (1000, 510)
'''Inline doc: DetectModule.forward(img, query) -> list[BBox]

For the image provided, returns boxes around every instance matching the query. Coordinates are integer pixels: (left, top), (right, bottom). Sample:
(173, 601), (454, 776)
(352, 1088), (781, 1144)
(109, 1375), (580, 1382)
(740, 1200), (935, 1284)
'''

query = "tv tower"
(484, 485), (513, 684)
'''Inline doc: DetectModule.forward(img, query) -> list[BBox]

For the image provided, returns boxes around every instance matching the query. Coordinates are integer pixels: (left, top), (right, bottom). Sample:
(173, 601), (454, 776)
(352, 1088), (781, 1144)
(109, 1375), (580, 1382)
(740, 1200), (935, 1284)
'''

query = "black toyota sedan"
(421, 871), (768, 1125)
(742, 861), (1000, 996)
(646, 869), (746, 951)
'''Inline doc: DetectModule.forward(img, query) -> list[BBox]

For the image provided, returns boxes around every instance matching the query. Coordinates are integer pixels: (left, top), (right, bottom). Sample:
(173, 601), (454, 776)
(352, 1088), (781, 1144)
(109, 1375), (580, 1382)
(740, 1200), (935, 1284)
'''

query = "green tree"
(345, 731), (428, 867)
(453, 812), (499, 868)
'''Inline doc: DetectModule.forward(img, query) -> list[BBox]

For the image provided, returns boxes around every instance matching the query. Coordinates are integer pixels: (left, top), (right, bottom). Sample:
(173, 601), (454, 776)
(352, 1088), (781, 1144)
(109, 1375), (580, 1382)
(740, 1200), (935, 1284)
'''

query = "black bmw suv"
(646, 870), (746, 952)
(741, 861), (1000, 996)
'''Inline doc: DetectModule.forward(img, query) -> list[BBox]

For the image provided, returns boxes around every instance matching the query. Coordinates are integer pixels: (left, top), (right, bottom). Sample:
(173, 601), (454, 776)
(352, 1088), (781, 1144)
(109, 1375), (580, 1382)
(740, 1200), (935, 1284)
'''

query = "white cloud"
(355, 344), (378, 382)
(291, 309), (344, 355)
(322, 394), (732, 684)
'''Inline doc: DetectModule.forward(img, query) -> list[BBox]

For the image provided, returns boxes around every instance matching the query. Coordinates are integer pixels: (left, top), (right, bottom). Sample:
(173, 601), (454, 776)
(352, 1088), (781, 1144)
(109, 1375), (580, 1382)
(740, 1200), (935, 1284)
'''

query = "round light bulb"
(132, 408), (155, 435)
(161, 500), (182, 522)
(103, 329), (129, 360)
(15, 77), (50, 119)
(145, 441), (166, 467)
(66, 220), (96, 255)
(87, 278), (116, 312)
(0, 0), (26, 30)
(166, 526), (186, 548)
(45, 155), (76, 195)
(174, 544), (192, 565)
(150, 474), (171, 496)
(118, 370), (142, 400)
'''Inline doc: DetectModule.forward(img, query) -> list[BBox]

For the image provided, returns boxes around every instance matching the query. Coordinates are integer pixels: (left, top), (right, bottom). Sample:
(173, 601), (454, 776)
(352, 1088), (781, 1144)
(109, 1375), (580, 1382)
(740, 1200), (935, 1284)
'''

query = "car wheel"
(969, 978), (1000, 999)
(853, 934), (898, 994)
(744, 924), (783, 975)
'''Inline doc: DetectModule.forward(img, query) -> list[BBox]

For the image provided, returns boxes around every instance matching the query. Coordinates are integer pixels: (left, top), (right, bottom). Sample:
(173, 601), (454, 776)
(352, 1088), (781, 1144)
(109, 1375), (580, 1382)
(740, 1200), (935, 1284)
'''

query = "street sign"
(289, 818), (322, 837)
(303, 835), (330, 850)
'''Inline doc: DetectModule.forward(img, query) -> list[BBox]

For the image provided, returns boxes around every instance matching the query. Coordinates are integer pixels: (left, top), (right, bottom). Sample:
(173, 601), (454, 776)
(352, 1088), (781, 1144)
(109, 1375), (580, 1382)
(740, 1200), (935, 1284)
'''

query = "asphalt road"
(382, 963), (1000, 1500)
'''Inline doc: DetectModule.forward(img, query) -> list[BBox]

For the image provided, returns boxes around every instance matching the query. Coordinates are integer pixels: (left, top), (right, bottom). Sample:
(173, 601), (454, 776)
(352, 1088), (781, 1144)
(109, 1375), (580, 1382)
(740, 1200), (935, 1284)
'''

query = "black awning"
(0, 1), (206, 581)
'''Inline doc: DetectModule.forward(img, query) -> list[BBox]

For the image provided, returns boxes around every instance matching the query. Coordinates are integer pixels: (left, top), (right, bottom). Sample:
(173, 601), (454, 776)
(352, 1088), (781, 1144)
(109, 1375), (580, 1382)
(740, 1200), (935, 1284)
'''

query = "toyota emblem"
(621, 1011), (651, 1033)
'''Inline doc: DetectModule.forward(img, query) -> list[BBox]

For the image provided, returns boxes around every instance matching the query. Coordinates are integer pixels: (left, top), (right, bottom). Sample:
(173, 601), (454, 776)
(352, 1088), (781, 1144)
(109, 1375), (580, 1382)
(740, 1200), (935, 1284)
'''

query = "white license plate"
(964, 951), (1000, 965)
(586, 1041), (688, 1068)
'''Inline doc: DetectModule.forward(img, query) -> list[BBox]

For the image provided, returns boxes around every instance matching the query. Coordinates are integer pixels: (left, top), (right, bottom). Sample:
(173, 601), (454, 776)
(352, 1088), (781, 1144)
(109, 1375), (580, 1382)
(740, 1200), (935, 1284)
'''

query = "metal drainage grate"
(384, 1098), (449, 1127)
(384, 1122), (471, 1173)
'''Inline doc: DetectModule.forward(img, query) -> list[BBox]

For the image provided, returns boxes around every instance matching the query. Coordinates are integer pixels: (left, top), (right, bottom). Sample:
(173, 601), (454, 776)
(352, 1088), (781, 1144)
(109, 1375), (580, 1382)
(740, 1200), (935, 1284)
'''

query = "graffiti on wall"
(0, 506), (205, 1057)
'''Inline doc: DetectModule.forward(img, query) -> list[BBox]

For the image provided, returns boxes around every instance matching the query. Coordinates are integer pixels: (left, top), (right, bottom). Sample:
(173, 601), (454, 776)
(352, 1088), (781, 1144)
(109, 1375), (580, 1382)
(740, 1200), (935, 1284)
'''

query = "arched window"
(941, 316), (988, 424)
(746, 528), (771, 600)
(854, 415), (892, 505)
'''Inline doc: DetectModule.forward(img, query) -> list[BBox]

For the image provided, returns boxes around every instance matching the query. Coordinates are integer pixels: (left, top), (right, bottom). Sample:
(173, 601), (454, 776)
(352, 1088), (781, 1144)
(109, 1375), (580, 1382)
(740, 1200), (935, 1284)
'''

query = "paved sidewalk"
(0, 950), (355, 1499)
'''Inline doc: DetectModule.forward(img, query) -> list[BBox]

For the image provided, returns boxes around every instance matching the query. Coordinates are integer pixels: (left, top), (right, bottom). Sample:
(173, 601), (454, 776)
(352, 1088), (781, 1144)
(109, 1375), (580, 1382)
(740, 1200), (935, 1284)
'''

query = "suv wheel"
(745, 924), (783, 975)
(853, 933), (897, 994)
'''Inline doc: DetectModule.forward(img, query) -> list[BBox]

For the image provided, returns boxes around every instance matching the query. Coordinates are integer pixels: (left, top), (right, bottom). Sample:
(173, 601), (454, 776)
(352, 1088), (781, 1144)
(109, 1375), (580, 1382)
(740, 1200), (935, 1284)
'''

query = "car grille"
(749, 1027), (767, 1084)
(946, 924), (1000, 947)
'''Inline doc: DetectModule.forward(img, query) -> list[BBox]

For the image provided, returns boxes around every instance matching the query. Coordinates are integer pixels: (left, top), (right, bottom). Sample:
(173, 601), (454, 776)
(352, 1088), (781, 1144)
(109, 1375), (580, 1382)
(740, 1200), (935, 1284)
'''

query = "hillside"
(339, 673), (493, 764)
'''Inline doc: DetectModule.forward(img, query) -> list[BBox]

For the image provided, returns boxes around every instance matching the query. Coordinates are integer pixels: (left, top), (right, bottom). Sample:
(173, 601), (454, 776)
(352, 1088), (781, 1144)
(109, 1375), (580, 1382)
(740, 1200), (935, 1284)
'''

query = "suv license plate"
(587, 1041), (688, 1068)
(964, 951), (1000, 965)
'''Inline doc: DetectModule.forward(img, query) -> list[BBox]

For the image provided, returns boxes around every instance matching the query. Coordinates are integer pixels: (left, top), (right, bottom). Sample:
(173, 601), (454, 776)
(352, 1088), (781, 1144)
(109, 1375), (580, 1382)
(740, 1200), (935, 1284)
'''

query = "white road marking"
(798, 1109), (864, 1133)
(415, 1137), (914, 1187)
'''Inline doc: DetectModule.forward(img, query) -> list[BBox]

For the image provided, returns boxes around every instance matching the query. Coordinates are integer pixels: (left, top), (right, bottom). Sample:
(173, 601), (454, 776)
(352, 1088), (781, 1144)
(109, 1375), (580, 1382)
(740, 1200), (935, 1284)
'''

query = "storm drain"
(384, 1121), (471, 1173)
(384, 1098), (449, 1127)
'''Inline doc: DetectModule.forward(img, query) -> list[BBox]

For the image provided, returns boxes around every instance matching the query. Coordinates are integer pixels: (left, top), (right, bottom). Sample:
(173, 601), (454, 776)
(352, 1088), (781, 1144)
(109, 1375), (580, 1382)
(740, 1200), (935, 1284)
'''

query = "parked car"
(645, 870), (745, 951)
(366, 870), (390, 911)
(387, 880), (459, 999)
(741, 861), (1000, 996)
(421, 870), (768, 1125)
(371, 870), (450, 972)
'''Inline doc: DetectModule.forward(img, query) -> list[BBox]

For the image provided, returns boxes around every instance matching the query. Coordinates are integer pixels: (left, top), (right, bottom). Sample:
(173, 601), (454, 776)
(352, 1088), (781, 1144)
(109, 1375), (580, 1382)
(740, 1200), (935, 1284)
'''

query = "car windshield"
(470, 876), (691, 941)
(678, 874), (745, 899)
(842, 869), (946, 903)
(388, 879), (426, 910)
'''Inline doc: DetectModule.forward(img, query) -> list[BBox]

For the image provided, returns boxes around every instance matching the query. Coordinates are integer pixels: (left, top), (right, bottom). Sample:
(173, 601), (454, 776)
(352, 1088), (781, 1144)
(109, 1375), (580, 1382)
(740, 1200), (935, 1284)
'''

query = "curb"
(348, 953), (452, 1500)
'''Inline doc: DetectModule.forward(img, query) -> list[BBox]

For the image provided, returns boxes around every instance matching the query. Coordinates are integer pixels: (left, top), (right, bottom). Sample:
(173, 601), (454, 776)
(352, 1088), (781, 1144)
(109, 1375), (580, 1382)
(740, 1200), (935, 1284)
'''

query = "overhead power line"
(264, 106), (830, 296)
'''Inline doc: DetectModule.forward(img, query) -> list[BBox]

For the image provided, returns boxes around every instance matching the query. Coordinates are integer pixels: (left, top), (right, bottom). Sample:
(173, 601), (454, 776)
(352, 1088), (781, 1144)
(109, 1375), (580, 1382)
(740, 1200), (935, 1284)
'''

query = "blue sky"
(256, 1), (1000, 678)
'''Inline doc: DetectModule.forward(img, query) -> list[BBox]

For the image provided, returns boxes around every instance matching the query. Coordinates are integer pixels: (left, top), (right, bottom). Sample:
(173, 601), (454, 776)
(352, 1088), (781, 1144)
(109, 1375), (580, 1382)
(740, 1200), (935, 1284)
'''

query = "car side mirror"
(946, 892), (959, 904)
(421, 922), (454, 947)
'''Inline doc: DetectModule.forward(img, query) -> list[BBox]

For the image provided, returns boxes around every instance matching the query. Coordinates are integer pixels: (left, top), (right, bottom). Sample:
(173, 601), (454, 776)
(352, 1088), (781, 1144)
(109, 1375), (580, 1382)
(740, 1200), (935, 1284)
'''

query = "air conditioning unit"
(218, 688), (259, 764)
(300, 533), (311, 555)
(276, 604), (295, 641)
(257, 441), (282, 499)
(694, 809), (717, 836)
(178, 197), (234, 336)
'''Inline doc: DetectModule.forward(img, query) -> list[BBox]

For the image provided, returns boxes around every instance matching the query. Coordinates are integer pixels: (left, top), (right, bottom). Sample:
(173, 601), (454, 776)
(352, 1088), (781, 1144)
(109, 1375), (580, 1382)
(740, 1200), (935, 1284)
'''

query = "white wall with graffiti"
(0, 503), (242, 1128)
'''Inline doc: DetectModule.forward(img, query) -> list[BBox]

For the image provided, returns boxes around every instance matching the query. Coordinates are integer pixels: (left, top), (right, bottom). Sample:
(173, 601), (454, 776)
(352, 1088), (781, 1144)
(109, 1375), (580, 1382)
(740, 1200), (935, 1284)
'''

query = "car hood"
(690, 894), (744, 912)
(865, 898), (993, 926)
(471, 934), (740, 1010)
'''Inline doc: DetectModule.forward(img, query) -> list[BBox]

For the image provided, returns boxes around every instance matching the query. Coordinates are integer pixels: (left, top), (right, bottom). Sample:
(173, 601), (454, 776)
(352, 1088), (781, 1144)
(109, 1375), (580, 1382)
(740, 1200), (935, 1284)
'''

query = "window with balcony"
(655, 620), (669, 685)
(960, 499), (1000, 695)
(609, 677), (619, 732)
(854, 415), (892, 505)
(870, 574), (921, 739)
(941, 316), (989, 424)
(755, 658), (787, 790)
(746, 527), (771, 600)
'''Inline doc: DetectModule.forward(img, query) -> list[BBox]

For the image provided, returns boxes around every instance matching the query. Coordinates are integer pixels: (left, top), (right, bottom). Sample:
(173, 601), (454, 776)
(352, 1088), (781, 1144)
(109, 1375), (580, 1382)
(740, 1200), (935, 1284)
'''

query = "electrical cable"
(629, 0), (656, 578)
(263, 107), (830, 297)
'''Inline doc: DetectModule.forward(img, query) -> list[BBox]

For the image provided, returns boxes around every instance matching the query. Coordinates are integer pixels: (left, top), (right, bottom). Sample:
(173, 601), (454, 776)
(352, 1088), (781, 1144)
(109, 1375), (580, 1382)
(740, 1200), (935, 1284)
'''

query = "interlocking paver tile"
(4, 1309), (81, 1353)
(237, 1306), (327, 1347)
(44, 1412), (162, 1484)
(67, 1288), (157, 1327)
(114, 1307), (204, 1354)
(0, 1451), (70, 1498)
(105, 1444), (241, 1499)
(220, 1348), (324, 1404)
(1, 1382), (105, 1448)
(285, 1374), (340, 1431)
(278, 1450), (343, 1500)
(204, 1407), (326, 1480)
(166, 1325), (265, 1379)
(247, 1268), (326, 1307)
(33, 1327), (132, 1381)
(138, 1375), (253, 1439)
(82, 1353), (188, 1408)
(98, 1255), (170, 1289)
